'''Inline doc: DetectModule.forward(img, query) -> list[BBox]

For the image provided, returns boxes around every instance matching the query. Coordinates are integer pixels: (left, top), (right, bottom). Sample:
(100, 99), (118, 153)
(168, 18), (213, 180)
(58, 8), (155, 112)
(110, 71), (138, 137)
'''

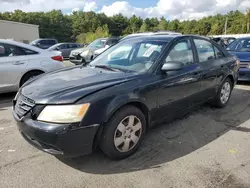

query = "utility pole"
(224, 17), (228, 35)
(247, 19), (250, 33)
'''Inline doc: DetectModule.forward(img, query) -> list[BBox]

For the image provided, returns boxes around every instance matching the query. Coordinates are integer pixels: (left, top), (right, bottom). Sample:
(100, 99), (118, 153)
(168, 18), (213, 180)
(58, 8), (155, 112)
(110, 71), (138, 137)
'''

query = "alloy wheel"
(114, 115), (142, 153)
(220, 82), (231, 104)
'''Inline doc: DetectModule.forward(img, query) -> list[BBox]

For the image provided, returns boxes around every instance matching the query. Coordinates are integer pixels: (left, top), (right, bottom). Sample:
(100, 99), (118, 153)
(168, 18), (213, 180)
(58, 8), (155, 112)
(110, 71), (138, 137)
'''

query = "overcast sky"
(0, 0), (250, 20)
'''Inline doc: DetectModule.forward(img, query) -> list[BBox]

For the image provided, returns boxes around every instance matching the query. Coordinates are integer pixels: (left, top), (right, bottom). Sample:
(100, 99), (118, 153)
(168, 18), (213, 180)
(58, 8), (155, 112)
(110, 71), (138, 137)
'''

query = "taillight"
(51, 56), (63, 62)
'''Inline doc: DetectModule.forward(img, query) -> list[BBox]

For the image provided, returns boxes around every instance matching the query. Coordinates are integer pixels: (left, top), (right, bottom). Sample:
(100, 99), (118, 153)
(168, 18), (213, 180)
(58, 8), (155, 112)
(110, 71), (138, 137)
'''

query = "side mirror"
(161, 61), (184, 72)
(55, 47), (60, 50)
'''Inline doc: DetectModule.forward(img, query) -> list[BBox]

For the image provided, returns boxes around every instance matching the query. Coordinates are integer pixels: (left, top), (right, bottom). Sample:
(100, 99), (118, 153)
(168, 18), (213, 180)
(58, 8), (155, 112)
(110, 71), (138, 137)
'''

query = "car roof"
(122, 34), (208, 42)
(0, 39), (45, 52)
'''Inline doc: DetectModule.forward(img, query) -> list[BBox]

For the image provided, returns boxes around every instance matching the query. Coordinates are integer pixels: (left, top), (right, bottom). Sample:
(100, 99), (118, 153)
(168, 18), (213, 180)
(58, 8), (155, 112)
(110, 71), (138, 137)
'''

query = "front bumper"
(238, 68), (250, 81)
(13, 110), (99, 157)
(69, 54), (83, 65)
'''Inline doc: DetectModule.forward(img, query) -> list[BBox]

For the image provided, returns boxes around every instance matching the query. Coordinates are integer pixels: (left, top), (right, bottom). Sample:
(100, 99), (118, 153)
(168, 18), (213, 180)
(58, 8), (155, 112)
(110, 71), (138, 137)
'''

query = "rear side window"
(0, 43), (38, 57)
(194, 39), (215, 63)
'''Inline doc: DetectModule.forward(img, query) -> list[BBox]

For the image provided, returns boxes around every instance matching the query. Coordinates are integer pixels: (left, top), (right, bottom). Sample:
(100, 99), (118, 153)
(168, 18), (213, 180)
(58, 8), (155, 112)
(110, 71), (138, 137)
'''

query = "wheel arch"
(92, 100), (150, 151)
(19, 69), (45, 87)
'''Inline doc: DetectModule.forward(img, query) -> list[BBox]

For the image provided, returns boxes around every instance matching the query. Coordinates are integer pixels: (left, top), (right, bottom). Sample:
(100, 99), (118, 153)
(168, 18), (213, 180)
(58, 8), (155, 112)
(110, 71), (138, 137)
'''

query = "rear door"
(193, 38), (223, 100)
(0, 43), (31, 92)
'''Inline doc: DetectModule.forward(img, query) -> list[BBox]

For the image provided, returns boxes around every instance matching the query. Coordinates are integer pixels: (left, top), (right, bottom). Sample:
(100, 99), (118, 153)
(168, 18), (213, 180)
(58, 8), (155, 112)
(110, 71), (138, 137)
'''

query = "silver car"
(48, 43), (82, 58)
(69, 38), (119, 65)
(0, 39), (64, 94)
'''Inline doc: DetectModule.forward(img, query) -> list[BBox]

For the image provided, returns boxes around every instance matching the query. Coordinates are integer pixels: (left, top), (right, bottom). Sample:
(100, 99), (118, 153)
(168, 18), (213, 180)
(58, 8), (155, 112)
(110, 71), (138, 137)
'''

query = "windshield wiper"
(94, 65), (122, 72)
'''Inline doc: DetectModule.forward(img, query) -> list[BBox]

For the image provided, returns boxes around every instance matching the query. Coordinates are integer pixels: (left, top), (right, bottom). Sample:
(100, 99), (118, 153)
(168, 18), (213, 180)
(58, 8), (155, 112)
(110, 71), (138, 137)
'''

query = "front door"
(153, 38), (202, 122)
(0, 43), (28, 92)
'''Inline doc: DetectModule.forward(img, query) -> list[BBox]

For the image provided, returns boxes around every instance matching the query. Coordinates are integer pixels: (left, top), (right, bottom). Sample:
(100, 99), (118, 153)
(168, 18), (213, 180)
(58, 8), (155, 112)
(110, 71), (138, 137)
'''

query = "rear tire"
(212, 78), (232, 108)
(100, 106), (146, 160)
(20, 71), (44, 87)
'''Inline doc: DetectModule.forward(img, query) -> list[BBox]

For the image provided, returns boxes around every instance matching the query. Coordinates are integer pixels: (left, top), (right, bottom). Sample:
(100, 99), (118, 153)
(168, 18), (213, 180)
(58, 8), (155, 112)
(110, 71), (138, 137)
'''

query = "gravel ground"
(0, 84), (250, 188)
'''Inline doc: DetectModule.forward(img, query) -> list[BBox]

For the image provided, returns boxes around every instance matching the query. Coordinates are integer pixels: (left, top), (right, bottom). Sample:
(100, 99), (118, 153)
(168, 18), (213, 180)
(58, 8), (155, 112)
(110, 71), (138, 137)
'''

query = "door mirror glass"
(161, 61), (184, 71)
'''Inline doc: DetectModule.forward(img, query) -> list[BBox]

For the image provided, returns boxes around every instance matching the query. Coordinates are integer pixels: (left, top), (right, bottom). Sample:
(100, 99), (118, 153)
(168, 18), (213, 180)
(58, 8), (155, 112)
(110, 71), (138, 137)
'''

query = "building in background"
(0, 20), (39, 44)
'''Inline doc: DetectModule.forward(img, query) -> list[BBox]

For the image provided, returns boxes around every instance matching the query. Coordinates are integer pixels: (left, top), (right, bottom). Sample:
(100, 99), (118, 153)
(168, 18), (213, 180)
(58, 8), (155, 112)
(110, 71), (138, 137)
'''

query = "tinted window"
(166, 39), (194, 66)
(0, 43), (38, 57)
(40, 40), (56, 45)
(194, 39), (215, 63)
(68, 44), (78, 48)
(106, 39), (118, 46)
(59, 44), (69, 49)
(227, 38), (250, 52)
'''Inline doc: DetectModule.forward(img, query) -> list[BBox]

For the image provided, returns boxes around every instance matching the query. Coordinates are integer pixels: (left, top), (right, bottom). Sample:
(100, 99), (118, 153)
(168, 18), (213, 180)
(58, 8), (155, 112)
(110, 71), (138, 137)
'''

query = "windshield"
(90, 39), (167, 73)
(88, 39), (107, 48)
(227, 38), (250, 52)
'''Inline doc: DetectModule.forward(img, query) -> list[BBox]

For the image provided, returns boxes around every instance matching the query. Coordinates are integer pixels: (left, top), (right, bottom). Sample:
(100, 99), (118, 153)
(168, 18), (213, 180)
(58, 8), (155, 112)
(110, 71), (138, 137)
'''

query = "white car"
(0, 39), (64, 94)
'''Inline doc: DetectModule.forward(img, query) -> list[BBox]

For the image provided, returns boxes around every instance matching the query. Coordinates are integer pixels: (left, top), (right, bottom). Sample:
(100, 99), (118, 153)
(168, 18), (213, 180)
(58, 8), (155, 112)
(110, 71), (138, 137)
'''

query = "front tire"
(213, 78), (232, 108)
(100, 106), (146, 160)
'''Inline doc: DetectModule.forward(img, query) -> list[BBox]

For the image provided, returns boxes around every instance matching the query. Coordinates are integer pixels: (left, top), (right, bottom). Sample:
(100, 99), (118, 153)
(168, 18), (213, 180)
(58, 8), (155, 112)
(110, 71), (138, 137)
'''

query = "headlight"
(72, 52), (79, 56)
(81, 50), (90, 57)
(37, 104), (90, 123)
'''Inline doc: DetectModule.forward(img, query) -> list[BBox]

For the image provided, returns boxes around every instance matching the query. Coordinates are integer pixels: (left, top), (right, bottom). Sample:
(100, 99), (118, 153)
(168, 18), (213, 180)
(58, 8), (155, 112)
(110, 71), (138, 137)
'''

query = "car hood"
(21, 66), (137, 104)
(229, 51), (250, 62)
(71, 46), (97, 54)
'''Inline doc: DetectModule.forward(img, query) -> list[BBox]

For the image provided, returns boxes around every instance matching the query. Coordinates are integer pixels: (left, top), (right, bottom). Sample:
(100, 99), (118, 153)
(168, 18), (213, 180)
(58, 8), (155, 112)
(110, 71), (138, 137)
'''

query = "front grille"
(15, 94), (35, 118)
(240, 62), (250, 68)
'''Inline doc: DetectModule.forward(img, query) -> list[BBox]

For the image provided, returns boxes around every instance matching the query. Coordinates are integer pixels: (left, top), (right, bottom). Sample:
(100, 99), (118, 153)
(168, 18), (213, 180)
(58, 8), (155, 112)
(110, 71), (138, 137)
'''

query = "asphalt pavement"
(0, 85), (250, 188)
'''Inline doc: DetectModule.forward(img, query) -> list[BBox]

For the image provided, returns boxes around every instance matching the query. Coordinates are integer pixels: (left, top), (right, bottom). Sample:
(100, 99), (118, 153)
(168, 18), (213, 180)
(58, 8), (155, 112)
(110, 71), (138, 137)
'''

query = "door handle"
(13, 61), (25, 65)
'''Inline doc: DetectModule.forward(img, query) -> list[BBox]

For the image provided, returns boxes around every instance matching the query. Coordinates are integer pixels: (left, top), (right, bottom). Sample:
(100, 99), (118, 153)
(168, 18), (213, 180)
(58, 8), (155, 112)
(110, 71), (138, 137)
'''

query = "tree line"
(0, 9), (250, 43)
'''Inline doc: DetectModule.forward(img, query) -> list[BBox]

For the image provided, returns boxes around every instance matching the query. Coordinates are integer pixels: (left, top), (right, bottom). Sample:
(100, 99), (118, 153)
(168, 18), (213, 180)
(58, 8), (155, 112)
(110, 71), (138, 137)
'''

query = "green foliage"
(76, 24), (110, 44)
(0, 10), (249, 42)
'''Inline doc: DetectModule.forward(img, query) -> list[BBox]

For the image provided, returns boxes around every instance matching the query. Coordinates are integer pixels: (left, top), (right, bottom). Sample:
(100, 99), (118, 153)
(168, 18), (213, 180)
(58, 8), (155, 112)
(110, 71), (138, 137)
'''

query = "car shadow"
(0, 92), (16, 109)
(56, 88), (250, 174)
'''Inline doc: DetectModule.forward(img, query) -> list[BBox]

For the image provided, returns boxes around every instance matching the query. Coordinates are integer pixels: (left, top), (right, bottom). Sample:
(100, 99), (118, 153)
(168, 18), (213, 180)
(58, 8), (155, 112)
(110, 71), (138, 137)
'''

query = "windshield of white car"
(89, 39), (167, 73)
(88, 39), (107, 48)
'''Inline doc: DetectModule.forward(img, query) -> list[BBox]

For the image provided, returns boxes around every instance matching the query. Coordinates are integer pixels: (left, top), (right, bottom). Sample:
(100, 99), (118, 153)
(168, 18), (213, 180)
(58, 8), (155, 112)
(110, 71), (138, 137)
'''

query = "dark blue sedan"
(227, 37), (250, 81)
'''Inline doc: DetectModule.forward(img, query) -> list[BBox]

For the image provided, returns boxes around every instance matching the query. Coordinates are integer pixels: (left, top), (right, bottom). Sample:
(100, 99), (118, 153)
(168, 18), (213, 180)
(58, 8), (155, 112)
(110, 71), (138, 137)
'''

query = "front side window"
(59, 44), (68, 49)
(194, 39), (215, 63)
(166, 39), (194, 66)
(90, 40), (167, 73)
(227, 38), (250, 52)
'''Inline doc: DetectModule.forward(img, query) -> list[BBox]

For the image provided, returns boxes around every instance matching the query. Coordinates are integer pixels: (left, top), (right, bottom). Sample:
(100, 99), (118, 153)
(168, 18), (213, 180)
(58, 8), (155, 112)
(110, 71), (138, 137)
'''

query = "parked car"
(13, 35), (239, 159)
(69, 37), (120, 65)
(30, 39), (58, 49)
(48, 43), (82, 58)
(226, 37), (250, 81)
(0, 39), (64, 94)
